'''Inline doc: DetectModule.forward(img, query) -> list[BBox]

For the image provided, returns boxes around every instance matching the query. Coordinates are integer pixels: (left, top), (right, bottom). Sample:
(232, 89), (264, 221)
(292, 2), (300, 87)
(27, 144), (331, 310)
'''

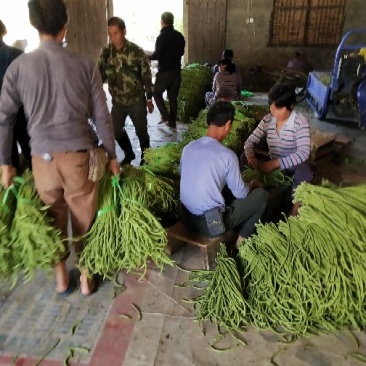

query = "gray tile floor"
(0, 269), (116, 364)
(122, 245), (366, 366)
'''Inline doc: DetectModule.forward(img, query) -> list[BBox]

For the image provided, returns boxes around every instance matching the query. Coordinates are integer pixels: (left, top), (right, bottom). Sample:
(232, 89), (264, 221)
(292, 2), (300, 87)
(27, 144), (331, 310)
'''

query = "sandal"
(80, 275), (98, 296)
(57, 277), (77, 297)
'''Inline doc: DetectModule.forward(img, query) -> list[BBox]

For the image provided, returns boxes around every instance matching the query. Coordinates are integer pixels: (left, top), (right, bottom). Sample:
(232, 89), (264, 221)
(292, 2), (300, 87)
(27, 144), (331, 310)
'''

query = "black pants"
(111, 100), (149, 144)
(153, 70), (181, 124)
(12, 107), (31, 173)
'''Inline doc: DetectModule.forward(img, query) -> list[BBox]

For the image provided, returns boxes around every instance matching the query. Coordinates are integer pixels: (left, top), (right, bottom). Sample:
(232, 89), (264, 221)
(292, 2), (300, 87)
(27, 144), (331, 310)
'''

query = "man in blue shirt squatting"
(180, 100), (269, 247)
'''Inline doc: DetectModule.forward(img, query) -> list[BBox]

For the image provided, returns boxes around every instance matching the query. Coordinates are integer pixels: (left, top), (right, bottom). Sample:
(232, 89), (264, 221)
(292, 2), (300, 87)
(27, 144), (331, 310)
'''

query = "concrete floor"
(0, 91), (366, 366)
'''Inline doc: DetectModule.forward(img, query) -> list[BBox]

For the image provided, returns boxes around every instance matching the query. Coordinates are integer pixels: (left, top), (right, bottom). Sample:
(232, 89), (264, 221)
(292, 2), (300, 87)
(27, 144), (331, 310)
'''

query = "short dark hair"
(268, 84), (296, 110)
(108, 17), (126, 30)
(0, 20), (7, 38)
(28, 0), (68, 37)
(223, 48), (234, 59)
(161, 12), (174, 26)
(207, 100), (235, 127)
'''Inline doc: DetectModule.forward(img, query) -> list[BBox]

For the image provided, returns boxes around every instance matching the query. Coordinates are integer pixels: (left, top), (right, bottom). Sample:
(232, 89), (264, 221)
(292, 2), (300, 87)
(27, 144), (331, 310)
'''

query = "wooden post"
(64, 0), (108, 62)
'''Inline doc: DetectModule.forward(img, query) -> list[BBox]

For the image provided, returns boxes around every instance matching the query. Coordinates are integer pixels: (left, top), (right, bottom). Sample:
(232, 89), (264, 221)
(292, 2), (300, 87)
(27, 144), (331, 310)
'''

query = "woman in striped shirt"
(243, 84), (312, 213)
(205, 58), (241, 106)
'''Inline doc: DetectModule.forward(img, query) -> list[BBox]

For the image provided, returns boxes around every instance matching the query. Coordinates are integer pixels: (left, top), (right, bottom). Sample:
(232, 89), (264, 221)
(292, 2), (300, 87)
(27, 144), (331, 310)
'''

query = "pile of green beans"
(144, 104), (260, 182)
(231, 101), (269, 123)
(142, 167), (179, 223)
(186, 244), (248, 332)
(9, 171), (65, 282)
(242, 167), (293, 188)
(180, 109), (257, 157)
(177, 64), (212, 122)
(225, 110), (257, 155)
(238, 182), (366, 335)
(143, 142), (183, 179)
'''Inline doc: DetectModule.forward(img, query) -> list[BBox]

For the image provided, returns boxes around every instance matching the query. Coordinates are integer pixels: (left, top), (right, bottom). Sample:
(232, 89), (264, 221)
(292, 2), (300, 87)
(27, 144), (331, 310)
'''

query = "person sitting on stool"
(242, 84), (312, 216)
(180, 100), (268, 247)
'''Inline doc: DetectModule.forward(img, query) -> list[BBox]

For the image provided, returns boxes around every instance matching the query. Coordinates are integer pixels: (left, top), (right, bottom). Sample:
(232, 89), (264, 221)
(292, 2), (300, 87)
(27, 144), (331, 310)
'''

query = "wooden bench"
(166, 221), (237, 269)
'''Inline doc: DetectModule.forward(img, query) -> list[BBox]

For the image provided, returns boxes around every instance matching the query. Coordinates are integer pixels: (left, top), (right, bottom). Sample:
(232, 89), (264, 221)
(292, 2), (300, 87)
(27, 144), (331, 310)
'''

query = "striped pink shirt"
(213, 71), (241, 100)
(244, 110), (311, 170)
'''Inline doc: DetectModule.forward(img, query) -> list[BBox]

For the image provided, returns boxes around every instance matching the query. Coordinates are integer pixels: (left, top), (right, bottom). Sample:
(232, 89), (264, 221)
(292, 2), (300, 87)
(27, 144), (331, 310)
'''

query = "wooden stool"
(166, 221), (236, 269)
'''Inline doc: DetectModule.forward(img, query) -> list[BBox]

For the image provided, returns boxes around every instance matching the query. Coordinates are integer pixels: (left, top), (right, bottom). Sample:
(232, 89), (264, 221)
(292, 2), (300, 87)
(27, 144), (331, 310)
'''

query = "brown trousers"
(32, 152), (97, 258)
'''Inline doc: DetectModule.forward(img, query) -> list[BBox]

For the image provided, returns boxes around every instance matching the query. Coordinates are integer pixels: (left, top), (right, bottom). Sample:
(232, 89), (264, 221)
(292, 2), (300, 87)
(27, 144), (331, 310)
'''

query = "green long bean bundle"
(186, 244), (248, 332)
(0, 178), (16, 227)
(0, 219), (11, 276)
(117, 166), (174, 274)
(239, 182), (366, 336)
(80, 173), (123, 278)
(0, 182), (16, 277)
(81, 168), (174, 278)
(242, 167), (293, 188)
(9, 171), (65, 282)
(142, 167), (178, 223)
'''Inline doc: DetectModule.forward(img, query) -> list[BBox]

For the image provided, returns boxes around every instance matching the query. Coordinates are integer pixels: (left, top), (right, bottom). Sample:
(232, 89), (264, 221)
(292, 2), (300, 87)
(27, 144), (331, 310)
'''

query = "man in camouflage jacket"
(97, 17), (154, 165)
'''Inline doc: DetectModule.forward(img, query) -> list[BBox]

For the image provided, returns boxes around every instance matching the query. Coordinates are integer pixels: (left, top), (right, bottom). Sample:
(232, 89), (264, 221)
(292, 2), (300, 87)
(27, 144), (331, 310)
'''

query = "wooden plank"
(166, 221), (224, 269)
(165, 235), (187, 256)
(167, 221), (223, 248)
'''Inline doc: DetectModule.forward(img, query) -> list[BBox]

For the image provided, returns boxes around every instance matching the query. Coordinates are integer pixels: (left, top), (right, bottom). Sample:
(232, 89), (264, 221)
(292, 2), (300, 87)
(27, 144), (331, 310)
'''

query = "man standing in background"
(148, 12), (185, 128)
(0, 20), (31, 173)
(98, 17), (154, 165)
(0, 20), (21, 88)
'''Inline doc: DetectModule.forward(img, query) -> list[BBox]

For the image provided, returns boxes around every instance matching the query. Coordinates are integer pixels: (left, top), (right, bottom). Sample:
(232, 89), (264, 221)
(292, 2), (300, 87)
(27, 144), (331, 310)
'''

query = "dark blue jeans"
(287, 163), (313, 195)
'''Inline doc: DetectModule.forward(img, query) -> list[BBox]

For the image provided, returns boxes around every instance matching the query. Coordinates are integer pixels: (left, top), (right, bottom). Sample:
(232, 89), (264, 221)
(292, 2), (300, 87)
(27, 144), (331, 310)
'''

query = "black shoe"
(139, 137), (150, 166)
(121, 153), (135, 165)
(116, 132), (135, 165)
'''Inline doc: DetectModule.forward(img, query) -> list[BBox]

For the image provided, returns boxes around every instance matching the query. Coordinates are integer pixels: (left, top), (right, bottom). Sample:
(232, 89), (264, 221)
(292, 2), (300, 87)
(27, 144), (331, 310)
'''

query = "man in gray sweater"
(0, 0), (119, 296)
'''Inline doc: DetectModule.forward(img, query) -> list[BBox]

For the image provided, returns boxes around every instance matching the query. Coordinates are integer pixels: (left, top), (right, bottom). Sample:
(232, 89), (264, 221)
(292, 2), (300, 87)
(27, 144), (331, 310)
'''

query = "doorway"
(1, 0), (38, 52)
(112, 0), (183, 52)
